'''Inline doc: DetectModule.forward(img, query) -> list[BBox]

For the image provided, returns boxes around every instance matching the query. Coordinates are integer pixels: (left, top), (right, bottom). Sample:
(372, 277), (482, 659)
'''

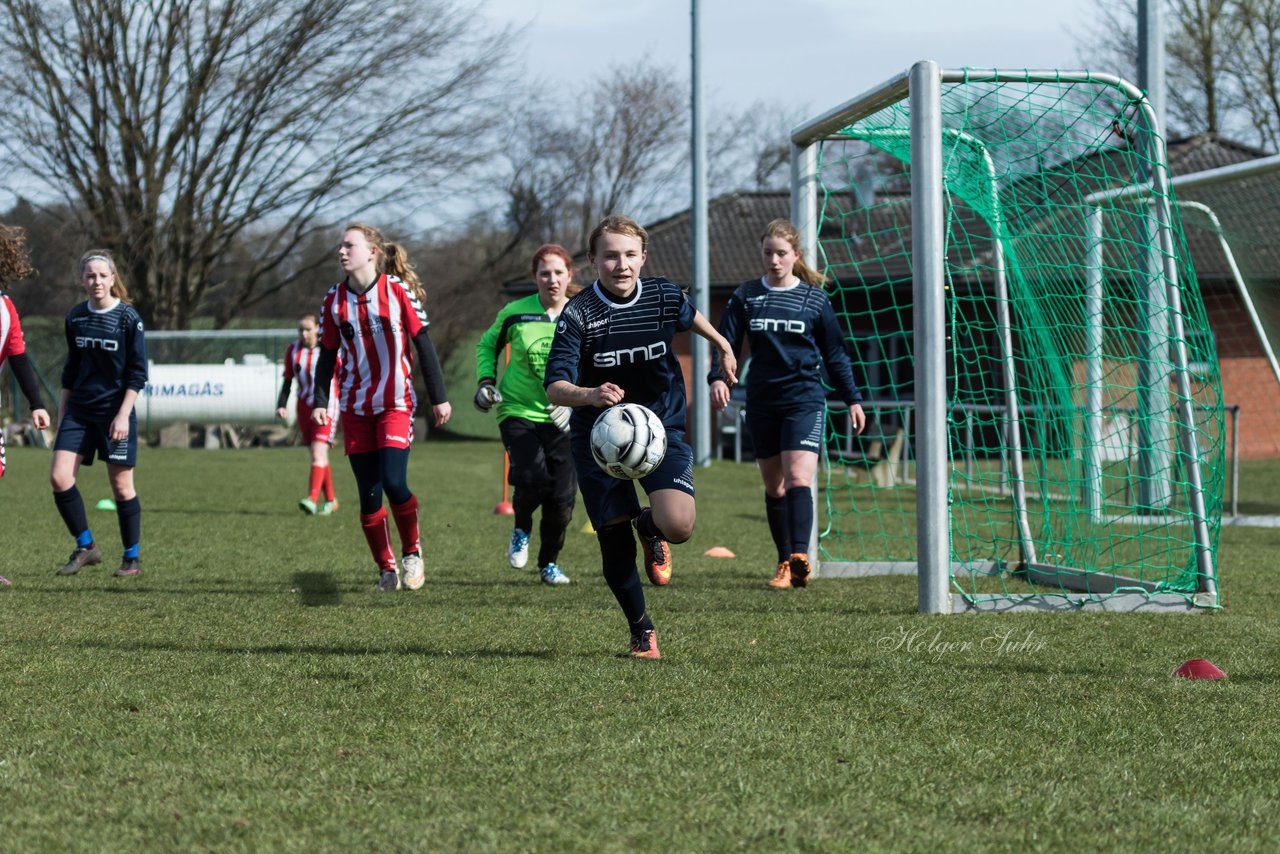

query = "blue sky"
(482, 0), (1105, 117)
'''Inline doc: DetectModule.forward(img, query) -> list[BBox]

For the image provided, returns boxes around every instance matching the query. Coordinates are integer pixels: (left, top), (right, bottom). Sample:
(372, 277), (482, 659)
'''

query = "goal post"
(792, 61), (1224, 613)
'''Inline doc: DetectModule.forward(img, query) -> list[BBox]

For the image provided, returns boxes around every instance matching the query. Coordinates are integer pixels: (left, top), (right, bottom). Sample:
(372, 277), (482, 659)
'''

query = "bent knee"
(663, 520), (695, 545)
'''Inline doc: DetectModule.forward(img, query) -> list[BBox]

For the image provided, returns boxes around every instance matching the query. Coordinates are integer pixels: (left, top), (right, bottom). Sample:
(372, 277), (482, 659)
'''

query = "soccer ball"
(590, 403), (667, 480)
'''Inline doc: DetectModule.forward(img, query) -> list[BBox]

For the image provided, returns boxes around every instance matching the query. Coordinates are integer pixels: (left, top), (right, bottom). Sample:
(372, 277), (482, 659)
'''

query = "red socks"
(359, 508), (397, 572)
(390, 495), (420, 555)
(360, 497), (419, 571)
(308, 465), (326, 503)
(322, 465), (335, 502)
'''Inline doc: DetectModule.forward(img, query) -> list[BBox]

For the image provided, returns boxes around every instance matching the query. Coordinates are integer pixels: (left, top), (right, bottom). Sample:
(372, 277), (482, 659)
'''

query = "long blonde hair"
(344, 222), (425, 302)
(761, 219), (827, 287)
(79, 249), (132, 303)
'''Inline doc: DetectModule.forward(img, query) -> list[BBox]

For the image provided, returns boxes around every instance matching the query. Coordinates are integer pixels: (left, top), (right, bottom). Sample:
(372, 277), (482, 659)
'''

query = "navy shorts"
(571, 428), (694, 529)
(55, 410), (138, 467)
(746, 406), (825, 459)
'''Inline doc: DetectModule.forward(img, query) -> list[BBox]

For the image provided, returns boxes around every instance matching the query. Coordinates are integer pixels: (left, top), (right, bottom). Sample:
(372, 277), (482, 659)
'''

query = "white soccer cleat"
(539, 563), (570, 585)
(402, 553), (425, 590)
(508, 528), (530, 569)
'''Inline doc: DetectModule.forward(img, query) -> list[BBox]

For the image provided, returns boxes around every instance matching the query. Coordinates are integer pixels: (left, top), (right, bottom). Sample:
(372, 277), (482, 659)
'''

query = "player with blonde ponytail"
(709, 219), (866, 589)
(310, 224), (450, 592)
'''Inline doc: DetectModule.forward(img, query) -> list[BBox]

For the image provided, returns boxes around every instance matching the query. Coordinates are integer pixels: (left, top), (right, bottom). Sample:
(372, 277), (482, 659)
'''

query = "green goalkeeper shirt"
(475, 293), (559, 424)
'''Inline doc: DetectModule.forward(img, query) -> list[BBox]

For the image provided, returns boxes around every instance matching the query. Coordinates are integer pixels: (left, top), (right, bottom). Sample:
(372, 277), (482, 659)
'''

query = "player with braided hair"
(311, 224), (450, 592)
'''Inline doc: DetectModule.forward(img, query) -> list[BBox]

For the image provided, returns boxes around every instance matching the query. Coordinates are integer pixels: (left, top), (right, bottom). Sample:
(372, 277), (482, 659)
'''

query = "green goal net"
(798, 66), (1224, 611)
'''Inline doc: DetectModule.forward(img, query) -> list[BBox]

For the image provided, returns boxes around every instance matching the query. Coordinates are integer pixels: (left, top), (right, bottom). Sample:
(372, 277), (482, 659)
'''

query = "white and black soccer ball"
(590, 403), (667, 480)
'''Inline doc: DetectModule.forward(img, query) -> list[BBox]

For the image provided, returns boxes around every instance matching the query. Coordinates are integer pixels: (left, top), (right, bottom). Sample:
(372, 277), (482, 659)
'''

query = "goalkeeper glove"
(547, 404), (571, 433)
(473, 383), (502, 413)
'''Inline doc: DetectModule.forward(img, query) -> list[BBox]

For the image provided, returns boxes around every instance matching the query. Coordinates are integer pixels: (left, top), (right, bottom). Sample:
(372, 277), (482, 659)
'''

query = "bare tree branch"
(0, 0), (516, 328)
(1073, 0), (1279, 147)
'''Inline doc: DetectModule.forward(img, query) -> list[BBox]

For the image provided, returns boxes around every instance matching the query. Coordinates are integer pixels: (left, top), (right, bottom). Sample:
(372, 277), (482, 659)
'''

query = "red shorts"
(341, 409), (414, 455)
(297, 401), (336, 446)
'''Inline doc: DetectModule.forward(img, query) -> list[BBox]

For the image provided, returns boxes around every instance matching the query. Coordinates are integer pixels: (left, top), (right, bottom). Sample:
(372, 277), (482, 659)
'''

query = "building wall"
(1220, 357), (1280, 459)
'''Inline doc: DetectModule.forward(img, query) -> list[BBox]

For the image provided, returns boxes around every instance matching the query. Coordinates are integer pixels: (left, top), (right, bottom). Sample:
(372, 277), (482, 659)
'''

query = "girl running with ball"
(545, 215), (737, 659)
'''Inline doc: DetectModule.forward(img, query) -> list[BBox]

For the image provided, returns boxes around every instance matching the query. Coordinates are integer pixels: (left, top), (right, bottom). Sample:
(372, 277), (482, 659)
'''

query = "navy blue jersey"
(710, 278), (861, 410)
(544, 276), (695, 431)
(62, 300), (148, 419)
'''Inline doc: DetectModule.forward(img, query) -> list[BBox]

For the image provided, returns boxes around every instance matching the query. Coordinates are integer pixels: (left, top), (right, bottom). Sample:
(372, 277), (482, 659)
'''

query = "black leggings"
(348, 447), (412, 514)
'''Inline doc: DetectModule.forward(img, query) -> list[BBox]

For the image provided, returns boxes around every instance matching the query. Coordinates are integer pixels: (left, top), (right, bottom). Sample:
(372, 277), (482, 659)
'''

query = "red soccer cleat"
(634, 512), (672, 586)
(629, 629), (661, 660)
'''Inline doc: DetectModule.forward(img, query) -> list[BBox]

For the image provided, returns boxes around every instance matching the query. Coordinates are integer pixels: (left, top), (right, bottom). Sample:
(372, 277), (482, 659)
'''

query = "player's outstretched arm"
(691, 310), (737, 386)
(546, 380), (624, 409)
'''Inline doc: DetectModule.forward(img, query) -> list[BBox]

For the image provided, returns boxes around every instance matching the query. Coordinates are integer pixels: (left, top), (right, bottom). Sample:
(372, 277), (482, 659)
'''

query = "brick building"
(506, 133), (1280, 459)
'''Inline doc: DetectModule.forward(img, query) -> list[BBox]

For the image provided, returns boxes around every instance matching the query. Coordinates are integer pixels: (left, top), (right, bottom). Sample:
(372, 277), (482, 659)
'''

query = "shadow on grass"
(293, 571), (342, 607)
(25, 582), (299, 596)
(145, 506), (304, 517)
(66, 638), (553, 659)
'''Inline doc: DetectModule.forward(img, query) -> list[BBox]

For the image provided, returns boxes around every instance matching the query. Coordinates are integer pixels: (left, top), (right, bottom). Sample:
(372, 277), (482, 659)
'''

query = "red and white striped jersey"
(0, 293), (27, 366)
(283, 339), (339, 407)
(319, 274), (428, 415)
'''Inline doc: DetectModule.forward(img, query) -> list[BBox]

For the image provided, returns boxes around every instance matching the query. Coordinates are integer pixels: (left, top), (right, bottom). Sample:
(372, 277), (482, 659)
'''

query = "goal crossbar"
(792, 61), (1221, 613)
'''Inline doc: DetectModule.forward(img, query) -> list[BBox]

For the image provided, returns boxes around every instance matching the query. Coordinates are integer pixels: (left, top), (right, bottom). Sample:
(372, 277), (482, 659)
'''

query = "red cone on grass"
(1172, 658), (1227, 680)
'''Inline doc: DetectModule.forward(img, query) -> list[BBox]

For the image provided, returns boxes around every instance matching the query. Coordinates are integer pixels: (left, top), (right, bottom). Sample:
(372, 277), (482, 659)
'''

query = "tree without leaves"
(1230, 0), (1280, 151)
(501, 62), (689, 257)
(500, 62), (803, 271)
(1075, 0), (1279, 148)
(705, 101), (808, 194)
(0, 0), (515, 329)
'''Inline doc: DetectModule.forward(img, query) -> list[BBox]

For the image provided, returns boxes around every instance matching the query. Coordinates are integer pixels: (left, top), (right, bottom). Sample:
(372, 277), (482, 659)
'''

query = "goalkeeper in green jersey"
(474, 244), (579, 586)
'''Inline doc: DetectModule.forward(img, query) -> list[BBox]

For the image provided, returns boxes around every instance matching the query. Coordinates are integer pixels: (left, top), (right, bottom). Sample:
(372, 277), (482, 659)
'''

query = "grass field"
(2, 440), (1279, 850)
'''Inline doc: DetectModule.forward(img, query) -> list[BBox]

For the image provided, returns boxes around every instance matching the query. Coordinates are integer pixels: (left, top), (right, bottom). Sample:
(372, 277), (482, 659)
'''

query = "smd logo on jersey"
(592, 341), (667, 368)
(749, 318), (806, 334)
(75, 336), (119, 351)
